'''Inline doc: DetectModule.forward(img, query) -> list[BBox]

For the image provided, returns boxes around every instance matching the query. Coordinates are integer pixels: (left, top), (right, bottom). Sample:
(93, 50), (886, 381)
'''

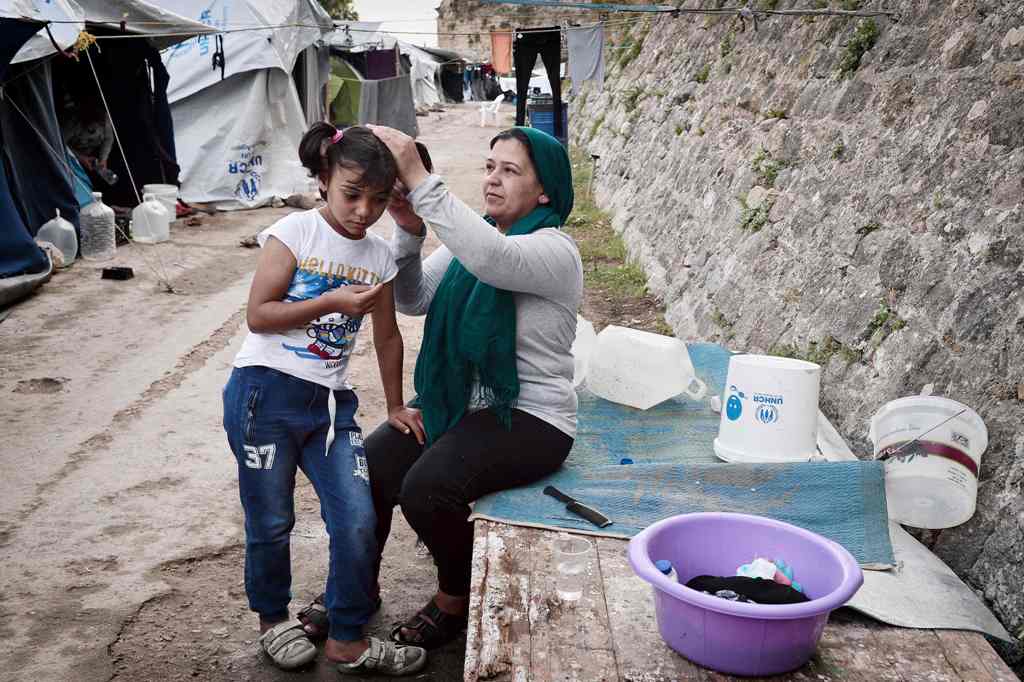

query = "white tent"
(7, 0), (212, 64)
(400, 42), (442, 109)
(159, 0), (332, 210)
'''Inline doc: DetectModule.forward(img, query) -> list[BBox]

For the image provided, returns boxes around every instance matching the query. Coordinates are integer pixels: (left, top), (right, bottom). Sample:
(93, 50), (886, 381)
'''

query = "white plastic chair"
(479, 93), (504, 127)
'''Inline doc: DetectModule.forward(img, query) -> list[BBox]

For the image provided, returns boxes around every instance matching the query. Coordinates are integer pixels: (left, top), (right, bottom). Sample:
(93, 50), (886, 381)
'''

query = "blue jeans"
(222, 365), (377, 641)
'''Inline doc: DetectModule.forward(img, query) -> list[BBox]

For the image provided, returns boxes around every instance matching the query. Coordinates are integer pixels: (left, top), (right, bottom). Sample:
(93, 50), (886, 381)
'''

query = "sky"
(352, 0), (439, 47)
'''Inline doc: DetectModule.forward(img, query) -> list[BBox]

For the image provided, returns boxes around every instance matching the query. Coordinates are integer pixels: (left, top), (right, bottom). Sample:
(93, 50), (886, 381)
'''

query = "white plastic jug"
(570, 316), (597, 389)
(36, 209), (78, 266)
(132, 193), (171, 243)
(586, 326), (707, 409)
(142, 183), (178, 218)
(870, 396), (987, 529)
(713, 354), (821, 463)
(80, 192), (116, 261)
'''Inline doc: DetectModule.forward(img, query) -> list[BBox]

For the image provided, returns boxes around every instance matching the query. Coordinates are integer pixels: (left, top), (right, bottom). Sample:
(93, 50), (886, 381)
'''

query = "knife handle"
(543, 485), (572, 504)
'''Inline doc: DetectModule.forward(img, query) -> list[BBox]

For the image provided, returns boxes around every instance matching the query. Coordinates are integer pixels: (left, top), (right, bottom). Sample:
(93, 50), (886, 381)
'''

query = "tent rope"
(83, 47), (177, 292)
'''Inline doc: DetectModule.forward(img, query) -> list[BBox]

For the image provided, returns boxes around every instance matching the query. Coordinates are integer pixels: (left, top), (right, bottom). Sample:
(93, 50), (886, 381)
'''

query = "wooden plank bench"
(464, 520), (1016, 682)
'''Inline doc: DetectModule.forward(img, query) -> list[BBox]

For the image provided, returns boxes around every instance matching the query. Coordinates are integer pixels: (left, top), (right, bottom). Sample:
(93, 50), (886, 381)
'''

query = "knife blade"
(543, 485), (612, 528)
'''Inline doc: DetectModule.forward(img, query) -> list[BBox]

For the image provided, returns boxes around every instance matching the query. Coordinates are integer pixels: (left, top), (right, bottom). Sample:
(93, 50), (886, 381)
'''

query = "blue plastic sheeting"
(471, 343), (895, 567)
(0, 58), (81, 236)
(0, 18), (50, 279)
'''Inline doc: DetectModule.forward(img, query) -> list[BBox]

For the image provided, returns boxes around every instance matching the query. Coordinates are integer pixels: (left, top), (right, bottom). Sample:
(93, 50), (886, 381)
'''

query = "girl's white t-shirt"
(233, 209), (398, 390)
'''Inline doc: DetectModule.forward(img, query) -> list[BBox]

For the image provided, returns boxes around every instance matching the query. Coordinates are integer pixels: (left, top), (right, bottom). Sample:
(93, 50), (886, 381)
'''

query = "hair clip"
(331, 128), (344, 144)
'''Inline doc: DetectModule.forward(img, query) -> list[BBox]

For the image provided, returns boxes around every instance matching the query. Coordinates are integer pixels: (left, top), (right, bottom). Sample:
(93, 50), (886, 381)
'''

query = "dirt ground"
(0, 104), (522, 682)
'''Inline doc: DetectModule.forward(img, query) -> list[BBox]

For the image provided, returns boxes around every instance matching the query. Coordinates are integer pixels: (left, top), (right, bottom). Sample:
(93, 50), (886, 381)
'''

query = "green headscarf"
(413, 127), (573, 445)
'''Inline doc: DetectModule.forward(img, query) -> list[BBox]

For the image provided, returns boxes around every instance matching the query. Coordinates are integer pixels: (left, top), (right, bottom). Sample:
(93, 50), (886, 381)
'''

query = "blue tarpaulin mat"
(470, 343), (895, 567)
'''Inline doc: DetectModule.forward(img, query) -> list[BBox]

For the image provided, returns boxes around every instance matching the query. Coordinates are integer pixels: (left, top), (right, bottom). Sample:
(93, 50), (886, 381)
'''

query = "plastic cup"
(554, 534), (593, 601)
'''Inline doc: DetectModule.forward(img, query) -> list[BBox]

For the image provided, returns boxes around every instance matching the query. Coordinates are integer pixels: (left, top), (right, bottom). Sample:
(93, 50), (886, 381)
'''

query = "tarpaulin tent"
(0, 12), (50, 282)
(329, 58), (364, 127)
(160, 0), (333, 210)
(326, 49), (418, 137)
(417, 45), (467, 104)
(324, 25), (420, 136)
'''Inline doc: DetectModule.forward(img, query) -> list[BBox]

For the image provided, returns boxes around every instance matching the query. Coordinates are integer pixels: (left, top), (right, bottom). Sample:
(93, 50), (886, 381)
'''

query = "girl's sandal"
(298, 591), (383, 640)
(258, 619), (317, 670)
(336, 636), (427, 677)
(389, 599), (468, 650)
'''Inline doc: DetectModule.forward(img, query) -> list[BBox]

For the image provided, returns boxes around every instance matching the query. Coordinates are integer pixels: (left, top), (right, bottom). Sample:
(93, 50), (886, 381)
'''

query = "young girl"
(222, 124), (426, 676)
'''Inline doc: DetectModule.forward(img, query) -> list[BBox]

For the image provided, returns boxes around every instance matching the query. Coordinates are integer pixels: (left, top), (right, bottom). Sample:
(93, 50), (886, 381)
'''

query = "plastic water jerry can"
(131, 193), (171, 244)
(37, 209), (78, 266)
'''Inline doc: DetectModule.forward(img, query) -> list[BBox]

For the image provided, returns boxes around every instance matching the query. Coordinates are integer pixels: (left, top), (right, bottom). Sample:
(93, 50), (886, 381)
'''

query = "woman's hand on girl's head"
(388, 405), (426, 445)
(367, 125), (430, 192)
(321, 282), (384, 317)
(388, 181), (425, 236)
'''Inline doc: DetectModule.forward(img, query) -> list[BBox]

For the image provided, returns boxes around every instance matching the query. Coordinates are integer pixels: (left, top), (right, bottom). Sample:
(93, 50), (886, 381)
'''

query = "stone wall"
(570, 0), (1023, 663)
(436, 0), (632, 62)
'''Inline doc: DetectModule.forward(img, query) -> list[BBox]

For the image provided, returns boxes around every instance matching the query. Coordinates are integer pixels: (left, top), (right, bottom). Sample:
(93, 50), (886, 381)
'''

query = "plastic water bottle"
(655, 559), (677, 583)
(36, 209), (78, 266)
(131, 193), (171, 243)
(80, 192), (116, 261)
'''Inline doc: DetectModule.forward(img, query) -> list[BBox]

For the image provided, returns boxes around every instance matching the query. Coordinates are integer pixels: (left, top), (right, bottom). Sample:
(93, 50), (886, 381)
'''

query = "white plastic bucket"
(142, 183), (178, 218)
(713, 355), (821, 463)
(870, 396), (987, 529)
(586, 326), (707, 409)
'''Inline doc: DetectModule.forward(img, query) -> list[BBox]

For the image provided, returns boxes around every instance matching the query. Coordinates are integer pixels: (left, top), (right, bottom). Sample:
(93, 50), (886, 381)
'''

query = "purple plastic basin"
(628, 512), (863, 677)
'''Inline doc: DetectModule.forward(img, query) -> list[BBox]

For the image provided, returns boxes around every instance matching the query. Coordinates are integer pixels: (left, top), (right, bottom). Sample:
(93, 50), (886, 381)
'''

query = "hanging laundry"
(490, 31), (513, 75)
(566, 23), (604, 93)
(513, 27), (563, 139)
(365, 47), (398, 80)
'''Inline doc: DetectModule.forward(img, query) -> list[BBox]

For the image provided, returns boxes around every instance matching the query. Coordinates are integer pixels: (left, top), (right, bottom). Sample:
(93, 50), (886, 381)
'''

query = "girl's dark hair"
(298, 123), (398, 198)
(489, 128), (538, 175)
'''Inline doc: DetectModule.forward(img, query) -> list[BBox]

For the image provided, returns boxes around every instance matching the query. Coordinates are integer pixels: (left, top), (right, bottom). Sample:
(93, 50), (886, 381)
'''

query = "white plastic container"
(870, 396), (987, 529)
(570, 315), (597, 389)
(142, 183), (178, 218)
(713, 354), (821, 463)
(131, 193), (171, 243)
(36, 209), (78, 266)
(80, 192), (116, 261)
(586, 326), (707, 409)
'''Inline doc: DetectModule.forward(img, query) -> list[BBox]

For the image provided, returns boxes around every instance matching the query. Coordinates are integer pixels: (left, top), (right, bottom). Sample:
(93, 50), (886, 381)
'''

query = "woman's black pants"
(366, 408), (572, 596)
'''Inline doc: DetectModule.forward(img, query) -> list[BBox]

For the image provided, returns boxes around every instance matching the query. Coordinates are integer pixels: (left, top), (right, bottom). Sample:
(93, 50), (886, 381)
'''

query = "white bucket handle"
(684, 376), (707, 401)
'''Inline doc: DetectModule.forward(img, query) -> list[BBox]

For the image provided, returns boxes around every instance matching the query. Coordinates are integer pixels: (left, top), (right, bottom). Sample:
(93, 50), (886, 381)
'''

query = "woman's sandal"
(257, 619), (317, 670)
(389, 599), (468, 650)
(336, 636), (427, 677)
(298, 591), (384, 640)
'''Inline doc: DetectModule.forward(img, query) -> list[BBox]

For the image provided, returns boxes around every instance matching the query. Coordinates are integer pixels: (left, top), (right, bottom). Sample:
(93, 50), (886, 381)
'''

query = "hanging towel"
(566, 23), (604, 93)
(490, 31), (513, 75)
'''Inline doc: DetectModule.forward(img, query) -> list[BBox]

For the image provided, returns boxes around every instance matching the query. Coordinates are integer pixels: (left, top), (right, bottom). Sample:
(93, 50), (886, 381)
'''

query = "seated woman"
(364, 124), (583, 649)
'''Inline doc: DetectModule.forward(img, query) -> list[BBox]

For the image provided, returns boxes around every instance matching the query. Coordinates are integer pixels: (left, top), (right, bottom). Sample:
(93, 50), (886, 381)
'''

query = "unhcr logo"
(752, 392), (782, 423)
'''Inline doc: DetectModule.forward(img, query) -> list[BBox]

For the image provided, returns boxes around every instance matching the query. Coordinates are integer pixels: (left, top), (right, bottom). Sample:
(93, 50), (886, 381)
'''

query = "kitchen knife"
(543, 486), (613, 528)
